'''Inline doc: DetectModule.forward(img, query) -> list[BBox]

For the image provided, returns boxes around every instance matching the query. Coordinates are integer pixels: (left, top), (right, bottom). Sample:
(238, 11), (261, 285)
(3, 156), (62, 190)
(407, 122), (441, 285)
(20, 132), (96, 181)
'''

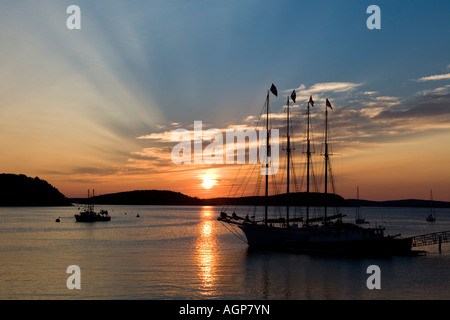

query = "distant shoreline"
(69, 190), (450, 208)
(2, 172), (448, 208)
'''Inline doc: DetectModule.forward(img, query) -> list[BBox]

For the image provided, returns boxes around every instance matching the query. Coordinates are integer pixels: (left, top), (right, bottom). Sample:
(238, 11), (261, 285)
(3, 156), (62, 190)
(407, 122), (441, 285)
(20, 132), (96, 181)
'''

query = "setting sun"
(202, 176), (217, 189)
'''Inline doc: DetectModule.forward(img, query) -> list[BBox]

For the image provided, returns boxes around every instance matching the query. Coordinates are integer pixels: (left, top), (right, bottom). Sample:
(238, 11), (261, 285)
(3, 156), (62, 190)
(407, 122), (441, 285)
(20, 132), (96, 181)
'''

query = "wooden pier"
(408, 230), (450, 252)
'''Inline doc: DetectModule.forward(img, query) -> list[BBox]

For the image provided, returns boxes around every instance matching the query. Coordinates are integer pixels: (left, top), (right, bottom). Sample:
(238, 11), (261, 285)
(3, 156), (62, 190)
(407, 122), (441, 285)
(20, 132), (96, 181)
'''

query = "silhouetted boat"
(218, 85), (413, 256)
(354, 186), (367, 224)
(75, 189), (111, 222)
(426, 190), (436, 222)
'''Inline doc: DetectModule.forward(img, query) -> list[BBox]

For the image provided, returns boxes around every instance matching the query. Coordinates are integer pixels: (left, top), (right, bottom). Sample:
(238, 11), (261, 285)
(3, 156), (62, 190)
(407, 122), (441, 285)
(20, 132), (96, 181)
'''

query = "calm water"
(0, 205), (449, 300)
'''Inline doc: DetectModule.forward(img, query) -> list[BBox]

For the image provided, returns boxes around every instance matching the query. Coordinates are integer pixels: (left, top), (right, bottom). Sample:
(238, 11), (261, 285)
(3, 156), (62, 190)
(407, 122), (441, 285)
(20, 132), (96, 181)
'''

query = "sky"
(0, 0), (449, 201)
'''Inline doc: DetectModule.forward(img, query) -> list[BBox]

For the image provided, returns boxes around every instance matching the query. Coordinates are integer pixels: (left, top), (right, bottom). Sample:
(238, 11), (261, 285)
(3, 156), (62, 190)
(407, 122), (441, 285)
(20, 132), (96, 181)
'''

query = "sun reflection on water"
(195, 206), (219, 296)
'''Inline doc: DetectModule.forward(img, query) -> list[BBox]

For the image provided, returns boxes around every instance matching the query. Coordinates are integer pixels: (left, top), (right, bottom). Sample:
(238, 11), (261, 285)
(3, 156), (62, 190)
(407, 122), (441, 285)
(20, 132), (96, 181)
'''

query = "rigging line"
(234, 100), (273, 215)
(219, 221), (247, 244)
(225, 162), (247, 212)
(270, 165), (284, 219)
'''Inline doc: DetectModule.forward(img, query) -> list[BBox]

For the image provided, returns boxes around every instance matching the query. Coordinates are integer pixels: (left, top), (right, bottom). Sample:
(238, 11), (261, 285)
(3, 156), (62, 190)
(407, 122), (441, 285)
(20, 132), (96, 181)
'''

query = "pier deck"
(408, 230), (450, 248)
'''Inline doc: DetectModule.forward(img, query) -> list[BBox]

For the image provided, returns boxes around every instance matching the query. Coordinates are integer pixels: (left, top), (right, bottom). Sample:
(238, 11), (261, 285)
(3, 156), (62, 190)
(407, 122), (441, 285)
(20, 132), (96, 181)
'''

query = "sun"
(202, 176), (217, 189)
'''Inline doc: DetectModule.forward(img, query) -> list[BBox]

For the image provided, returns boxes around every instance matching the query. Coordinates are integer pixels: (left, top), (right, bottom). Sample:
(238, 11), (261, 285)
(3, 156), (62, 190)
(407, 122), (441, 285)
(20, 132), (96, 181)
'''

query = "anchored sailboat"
(426, 189), (436, 222)
(218, 85), (413, 256)
(354, 186), (367, 224)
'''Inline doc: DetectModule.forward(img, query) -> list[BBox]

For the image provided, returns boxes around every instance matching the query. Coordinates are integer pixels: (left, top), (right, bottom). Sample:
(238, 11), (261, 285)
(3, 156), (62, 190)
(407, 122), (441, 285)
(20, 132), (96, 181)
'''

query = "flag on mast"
(270, 84), (278, 96)
(326, 99), (333, 109)
(309, 95), (314, 106)
(290, 90), (296, 103)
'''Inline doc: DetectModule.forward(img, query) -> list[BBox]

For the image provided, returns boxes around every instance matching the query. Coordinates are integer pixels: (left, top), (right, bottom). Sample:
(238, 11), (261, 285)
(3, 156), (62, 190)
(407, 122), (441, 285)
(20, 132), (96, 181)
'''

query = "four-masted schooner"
(218, 84), (414, 256)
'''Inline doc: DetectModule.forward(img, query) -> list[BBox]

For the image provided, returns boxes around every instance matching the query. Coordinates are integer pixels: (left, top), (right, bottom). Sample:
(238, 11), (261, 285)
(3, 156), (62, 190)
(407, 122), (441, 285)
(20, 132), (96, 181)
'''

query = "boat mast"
(264, 91), (270, 226)
(286, 96), (291, 227)
(324, 99), (333, 223)
(88, 189), (91, 211)
(305, 98), (312, 226)
(430, 189), (435, 218)
(324, 104), (329, 222)
(356, 186), (360, 219)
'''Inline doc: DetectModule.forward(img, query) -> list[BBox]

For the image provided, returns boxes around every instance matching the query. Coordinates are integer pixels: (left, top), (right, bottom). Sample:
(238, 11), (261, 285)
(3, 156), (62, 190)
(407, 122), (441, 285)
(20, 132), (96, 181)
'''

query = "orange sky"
(1, 2), (449, 202)
(18, 99), (449, 202)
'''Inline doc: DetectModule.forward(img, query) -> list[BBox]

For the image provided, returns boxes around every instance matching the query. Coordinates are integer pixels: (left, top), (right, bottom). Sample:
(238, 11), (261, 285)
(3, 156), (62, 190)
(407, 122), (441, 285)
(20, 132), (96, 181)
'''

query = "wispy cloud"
(308, 82), (363, 93)
(289, 82), (363, 97)
(416, 84), (450, 96)
(415, 73), (450, 82)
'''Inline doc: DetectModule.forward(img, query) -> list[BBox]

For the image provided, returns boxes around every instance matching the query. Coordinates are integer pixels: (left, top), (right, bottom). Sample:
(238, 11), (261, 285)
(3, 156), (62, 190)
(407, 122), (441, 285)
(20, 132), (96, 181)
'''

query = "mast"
(324, 99), (333, 223)
(305, 98), (312, 226)
(430, 189), (435, 218)
(88, 189), (91, 211)
(324, 104), (329, 222)
(264, 84), (277, 226)
(264, 91), (270, 226)
(286, 96), (291, 227)
(356, 186), (360, 219)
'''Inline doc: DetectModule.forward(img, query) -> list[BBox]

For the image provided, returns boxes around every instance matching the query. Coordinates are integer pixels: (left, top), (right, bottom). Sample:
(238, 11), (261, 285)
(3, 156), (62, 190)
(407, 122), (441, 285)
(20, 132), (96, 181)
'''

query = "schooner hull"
(239, 223), (413, 256)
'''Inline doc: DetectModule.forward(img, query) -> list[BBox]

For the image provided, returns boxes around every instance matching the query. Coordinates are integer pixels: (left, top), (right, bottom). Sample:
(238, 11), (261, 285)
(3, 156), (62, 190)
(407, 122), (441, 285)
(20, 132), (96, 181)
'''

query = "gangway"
(407, 230), (450, 251)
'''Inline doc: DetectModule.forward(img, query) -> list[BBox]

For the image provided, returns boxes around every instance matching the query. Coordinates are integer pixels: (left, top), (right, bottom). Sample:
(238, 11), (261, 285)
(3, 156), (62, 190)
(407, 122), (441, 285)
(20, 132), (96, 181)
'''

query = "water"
(1, 205), (449, 300)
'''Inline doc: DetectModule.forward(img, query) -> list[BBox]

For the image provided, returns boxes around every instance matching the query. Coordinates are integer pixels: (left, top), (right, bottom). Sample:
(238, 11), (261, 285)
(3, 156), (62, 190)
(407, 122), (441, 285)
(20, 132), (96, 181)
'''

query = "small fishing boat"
(75, 189), (111, 222)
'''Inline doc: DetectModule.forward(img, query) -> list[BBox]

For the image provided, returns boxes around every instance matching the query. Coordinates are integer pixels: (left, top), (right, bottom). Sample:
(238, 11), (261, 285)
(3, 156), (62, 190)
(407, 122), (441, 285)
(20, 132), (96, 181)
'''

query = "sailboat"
(75, 189), (111, 222)
(354, 186), (367, 224)
(218, 85), (413, 256)
(426, 189), (436, 222)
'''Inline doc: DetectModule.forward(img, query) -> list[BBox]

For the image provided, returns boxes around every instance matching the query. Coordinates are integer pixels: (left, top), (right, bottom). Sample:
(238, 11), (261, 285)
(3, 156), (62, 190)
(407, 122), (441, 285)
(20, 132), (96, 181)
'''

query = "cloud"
(137, 131), (175, 141)
(127, 79), (450, 192)
(283, 82), (363, 108)
(415, 73), (450, 82)
(360, 96), (402, 109)
(416, 84), (450, 96)
(308, 82), (363, 93)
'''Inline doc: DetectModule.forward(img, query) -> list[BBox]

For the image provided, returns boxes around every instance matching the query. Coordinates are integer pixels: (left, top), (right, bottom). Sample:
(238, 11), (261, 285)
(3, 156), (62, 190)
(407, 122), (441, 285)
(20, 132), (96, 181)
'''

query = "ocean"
(1, 205), (449, 300)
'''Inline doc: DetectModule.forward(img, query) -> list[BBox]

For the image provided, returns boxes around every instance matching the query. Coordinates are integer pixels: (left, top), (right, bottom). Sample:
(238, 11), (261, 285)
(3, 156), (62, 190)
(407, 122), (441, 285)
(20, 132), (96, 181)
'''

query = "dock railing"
(409, 230), (449, 248)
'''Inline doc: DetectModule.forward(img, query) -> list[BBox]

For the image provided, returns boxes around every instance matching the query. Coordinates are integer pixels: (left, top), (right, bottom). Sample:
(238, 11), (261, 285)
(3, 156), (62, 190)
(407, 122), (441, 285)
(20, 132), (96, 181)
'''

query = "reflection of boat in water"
(426, 190), (436, 222)
(75, 189), (111, 222)
(219, 85), (414, 256)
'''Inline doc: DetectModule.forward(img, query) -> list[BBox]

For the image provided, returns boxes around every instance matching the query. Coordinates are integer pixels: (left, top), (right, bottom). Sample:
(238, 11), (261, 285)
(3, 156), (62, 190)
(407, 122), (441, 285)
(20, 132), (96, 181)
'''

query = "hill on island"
(81, 189), (348, 207)
(0, 173), (72, 206)
(80, 189), (450, 208)
(81, 190), (203, 205)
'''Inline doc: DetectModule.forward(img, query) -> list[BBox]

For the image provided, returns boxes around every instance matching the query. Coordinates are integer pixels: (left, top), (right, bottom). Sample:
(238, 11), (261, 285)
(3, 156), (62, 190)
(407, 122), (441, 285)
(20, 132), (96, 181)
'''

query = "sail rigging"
(218, 84), (416, 256)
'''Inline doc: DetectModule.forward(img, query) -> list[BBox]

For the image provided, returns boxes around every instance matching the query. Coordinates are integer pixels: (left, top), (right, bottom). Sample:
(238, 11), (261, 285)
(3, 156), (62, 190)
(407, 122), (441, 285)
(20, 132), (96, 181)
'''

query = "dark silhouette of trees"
(0, 174), (72, 206)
